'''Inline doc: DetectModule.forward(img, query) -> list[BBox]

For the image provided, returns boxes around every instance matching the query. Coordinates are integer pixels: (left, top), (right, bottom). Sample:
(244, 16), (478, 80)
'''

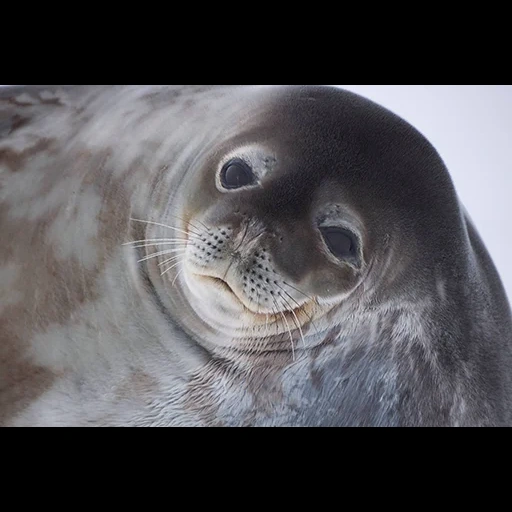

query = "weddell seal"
(0, 85), (511, 427)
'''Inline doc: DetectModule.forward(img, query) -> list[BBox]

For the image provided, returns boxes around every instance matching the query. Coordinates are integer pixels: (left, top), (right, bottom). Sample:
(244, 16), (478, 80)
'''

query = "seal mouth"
(200, 276), (260, 316)
(200, 275), (263, 313)
(198, 274), (313, 324)
(207, 276), (240, 300)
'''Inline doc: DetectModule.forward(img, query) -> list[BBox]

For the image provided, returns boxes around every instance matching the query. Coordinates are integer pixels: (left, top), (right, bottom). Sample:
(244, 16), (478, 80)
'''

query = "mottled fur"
(0, 85), (510, 427)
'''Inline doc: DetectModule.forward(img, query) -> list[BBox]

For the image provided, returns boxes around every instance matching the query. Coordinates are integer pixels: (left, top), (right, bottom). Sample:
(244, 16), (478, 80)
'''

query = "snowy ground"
(2, 85), (511, 303)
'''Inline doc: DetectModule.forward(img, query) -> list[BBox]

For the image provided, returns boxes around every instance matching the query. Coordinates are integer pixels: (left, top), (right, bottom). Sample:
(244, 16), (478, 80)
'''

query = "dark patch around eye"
(320, 227), (358, 261)
(221, 160), (255, 190)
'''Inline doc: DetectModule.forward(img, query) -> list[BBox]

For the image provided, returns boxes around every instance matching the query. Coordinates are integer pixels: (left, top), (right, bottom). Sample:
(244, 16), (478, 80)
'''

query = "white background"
(2, 85), (511, 303)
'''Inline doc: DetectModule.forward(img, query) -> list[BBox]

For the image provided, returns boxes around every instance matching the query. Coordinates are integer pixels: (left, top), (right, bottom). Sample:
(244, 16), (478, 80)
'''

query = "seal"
(1, 85), (511, 427)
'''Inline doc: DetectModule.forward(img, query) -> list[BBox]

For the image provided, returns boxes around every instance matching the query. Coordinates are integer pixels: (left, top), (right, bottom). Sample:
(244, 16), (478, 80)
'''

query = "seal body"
(1, 85), (511, 427)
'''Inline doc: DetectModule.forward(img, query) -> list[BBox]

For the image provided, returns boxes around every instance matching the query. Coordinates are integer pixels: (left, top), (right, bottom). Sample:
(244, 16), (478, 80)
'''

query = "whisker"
(167, 213), (211, 234)
(135, 166), (208, 238)
(245, 229), (266, 246)
(248, 295), (263, 351)
(276, 283), (320, 336)
(275, 284), (303, 311)
(220, 222), (251, 283)
(172, 267), (186, 287)
(253, 290), (261, 334)
(157, 216), (203, 238)
(278, 292), (307, 350)
(272, 295), (295, 361)
(233, 221), (250, 253)
(138, 249), (182, 264)
(248, 293), (256, 314)
(130, 218), (201, 241)
(158, 253), (186, 267)
(123, 238), (187, 246)
(130, 242), (188, 250)
(254, 289), (269, 348)
(221, 257), (235, 283)
(184, 227), (204, 239)
(282, 281), (316, 303)
(161, 260), (183, 277)
(272, 306), (283, 338)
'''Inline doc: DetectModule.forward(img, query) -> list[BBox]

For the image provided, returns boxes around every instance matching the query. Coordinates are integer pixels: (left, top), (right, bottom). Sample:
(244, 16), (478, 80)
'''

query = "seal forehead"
(263, 86), (444, 175)
(211, 86), (453, 203)
(237, 86), (464, 246)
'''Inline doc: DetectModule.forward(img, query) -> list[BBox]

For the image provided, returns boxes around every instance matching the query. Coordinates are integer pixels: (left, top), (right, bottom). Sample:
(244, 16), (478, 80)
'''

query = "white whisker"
(130, 218), (201, 240)
(281, 283), (321, 331)
(273, 296), (295, 361)
(158, 253), (186, 267)
(282, 281), (315, 303)
(172, 267), (186, 287)
(167, 213), (210, 234)
(138, 249), (182, 264)
(279, 293), (307, 350)
(271, 306), (281, 338)
(254, 289), (266, 342)
(130, 242), (188, 250)
(123, 238), (187, 246)
(161, 260), (183, 277)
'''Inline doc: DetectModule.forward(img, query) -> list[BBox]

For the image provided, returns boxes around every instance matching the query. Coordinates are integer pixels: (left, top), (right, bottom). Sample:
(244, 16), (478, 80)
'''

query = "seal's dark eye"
(221, 160), (255, 190)
(320, 227), (358, 261)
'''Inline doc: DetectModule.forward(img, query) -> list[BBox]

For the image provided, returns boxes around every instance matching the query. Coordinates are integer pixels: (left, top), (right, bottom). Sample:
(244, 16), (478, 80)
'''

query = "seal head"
(146, 86), (466, 356)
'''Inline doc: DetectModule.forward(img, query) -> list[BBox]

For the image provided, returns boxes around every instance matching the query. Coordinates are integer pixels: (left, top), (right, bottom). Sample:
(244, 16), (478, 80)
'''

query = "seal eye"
(320, 227), (358, 261)
(221, 160), (255, 190)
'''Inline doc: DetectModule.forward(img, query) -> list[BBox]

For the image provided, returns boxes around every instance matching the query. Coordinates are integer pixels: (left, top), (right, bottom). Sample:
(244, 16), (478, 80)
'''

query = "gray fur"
(0, 85), (510, 427)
